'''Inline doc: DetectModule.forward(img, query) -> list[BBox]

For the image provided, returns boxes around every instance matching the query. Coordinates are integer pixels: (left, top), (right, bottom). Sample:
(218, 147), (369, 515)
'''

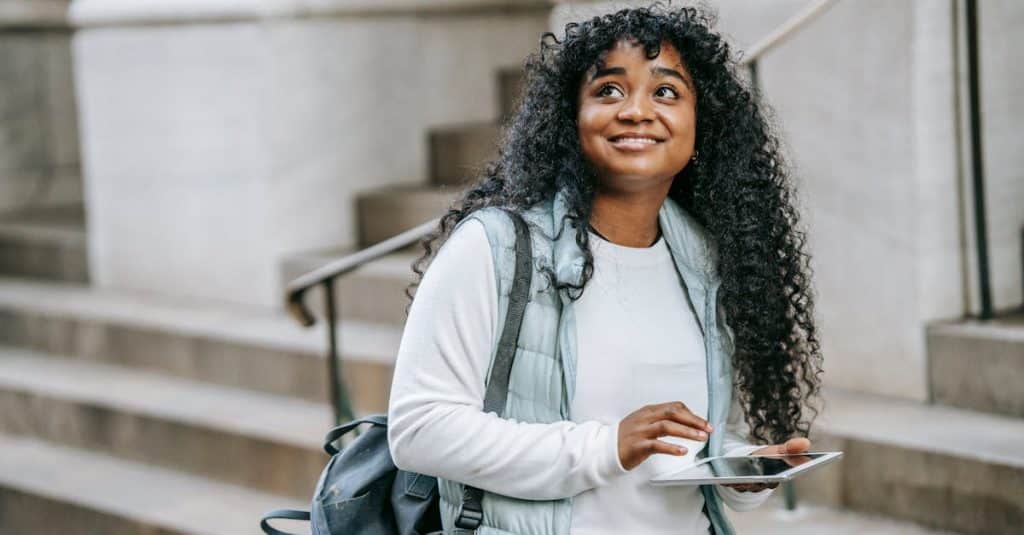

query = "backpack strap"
(454, 209), (533, 532)
(259, 509), (311, 535)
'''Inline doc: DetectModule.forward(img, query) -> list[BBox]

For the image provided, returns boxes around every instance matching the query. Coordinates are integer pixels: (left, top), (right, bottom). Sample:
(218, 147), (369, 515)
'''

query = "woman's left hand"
(721, 437), (811, 493)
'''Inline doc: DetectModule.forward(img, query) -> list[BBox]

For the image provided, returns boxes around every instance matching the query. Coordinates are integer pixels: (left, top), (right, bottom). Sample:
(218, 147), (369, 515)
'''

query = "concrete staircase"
(0, 63), (522, 534)
(797, 311), (1024, 534)
(0, 275), (404, 533)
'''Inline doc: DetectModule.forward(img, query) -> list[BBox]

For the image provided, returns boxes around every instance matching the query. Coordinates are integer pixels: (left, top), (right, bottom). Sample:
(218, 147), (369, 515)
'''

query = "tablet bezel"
(649, 451), (843, 486)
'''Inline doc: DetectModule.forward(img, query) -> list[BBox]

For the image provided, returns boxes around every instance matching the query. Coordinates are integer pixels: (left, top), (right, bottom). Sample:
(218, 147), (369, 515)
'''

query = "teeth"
(613, 137), (658, 144)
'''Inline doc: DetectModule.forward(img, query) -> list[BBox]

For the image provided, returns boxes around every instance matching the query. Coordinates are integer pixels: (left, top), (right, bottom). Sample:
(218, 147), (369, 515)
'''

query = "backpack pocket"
(319, 479), (396, 534)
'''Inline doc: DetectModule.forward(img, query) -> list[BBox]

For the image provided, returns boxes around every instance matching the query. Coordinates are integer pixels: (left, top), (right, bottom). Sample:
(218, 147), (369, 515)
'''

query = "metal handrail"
(739, 0), (840, 90)
(285, 218), (439, 327)
(285, 218), (439, 425)
(739, 0), (839, 67)
(284, 0), (842, 426)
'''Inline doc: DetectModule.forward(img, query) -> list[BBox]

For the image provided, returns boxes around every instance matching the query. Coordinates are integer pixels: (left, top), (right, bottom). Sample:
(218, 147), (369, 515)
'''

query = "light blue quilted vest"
(437, 190), (739, 535)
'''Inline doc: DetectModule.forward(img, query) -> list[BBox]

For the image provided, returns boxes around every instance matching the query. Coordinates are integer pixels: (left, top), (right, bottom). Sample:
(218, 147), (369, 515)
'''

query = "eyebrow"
(651, 66), (694, 92)
(588, 65), (695, 93)
(589, 66), (626, 82)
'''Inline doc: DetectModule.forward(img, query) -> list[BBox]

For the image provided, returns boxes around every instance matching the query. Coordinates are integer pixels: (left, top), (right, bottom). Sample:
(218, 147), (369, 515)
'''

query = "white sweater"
(388, 219), (773, 534)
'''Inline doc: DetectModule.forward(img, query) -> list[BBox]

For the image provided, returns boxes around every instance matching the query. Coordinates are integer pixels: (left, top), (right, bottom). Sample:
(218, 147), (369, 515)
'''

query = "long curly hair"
(407, 2), (822, 445)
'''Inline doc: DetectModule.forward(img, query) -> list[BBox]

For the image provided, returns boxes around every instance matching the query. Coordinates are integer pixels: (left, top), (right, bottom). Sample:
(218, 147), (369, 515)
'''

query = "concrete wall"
(757, 0), (959, 401)
(759, 0), (1024, 399)
(0, 1), (82, 214)
(71, 0), (552, 308)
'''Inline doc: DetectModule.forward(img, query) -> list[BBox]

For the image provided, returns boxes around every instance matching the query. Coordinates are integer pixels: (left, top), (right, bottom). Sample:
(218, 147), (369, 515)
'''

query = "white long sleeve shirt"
(388, 218), (773, 534)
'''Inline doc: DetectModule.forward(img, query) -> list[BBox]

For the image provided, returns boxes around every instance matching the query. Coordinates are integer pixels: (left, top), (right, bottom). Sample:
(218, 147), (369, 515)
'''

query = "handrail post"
(748, 59), (760, 94)
(783, 480), (797, 510)
(323, 278), (354, 425)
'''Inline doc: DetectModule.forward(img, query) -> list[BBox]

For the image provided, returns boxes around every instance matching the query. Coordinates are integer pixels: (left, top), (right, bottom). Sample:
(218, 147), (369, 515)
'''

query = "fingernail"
(697, 431), (707, 439)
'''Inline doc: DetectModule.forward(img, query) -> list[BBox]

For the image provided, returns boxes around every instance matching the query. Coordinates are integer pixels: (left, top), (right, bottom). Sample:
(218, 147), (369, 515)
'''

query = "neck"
(589, 186), (668, 248)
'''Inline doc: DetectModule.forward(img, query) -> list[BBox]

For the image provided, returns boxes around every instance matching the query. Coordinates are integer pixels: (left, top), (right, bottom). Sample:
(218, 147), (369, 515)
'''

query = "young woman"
(388, 4), (823, 534)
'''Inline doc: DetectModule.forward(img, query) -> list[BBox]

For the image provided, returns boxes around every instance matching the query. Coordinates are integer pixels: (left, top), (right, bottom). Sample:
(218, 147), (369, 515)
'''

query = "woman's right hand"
(617, 401), (712, 471)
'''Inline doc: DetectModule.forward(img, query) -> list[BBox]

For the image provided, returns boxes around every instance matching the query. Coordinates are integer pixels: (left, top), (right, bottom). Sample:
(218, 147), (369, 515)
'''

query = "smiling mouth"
(608, 135), (665, 150)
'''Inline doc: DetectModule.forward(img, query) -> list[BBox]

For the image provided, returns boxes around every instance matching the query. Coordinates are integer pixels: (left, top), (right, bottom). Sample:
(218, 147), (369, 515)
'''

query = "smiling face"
(576, 39), (697, 194)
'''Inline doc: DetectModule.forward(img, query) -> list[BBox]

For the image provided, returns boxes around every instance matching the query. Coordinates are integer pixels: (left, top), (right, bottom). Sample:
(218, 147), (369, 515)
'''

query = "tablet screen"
(660, 453), (828, 481)
(704, 453), (823, 477)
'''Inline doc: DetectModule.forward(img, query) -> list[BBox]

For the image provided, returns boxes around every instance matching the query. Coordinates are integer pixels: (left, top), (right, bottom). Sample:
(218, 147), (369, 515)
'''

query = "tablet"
(649, 451), (843, 486)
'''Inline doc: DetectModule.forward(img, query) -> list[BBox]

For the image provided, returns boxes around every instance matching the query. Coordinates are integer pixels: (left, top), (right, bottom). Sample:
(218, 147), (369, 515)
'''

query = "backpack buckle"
(454, 502), (483, 529)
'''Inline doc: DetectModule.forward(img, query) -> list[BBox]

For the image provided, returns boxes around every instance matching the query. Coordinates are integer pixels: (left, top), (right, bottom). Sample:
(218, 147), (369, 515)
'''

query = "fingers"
(646, 402), (713, 434)
(642, 438), (688, 457)
(724, 483), (760, 492)
(784, 437), (811, 453)
(754, 437), (813, 456)
(723, 482), (780, 493)
(617, 402), (711, 471)
(646, 419), (709, 442)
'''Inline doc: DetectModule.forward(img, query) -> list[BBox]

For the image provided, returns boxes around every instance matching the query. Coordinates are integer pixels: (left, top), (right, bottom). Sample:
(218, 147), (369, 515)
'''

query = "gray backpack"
(261, 209), (533, 535)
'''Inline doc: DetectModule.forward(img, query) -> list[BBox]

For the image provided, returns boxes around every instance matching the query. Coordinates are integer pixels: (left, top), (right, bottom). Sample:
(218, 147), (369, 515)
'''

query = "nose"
(617, 92), (654, 123)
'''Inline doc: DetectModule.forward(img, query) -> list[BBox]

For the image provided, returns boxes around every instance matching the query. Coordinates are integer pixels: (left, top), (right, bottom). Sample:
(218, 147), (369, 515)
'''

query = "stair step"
(356, 184), (457, 247)
(731, 491), (957, 534)
(798, 389), (1024, 534)
(0, 432), (305, 535)
(498, 66), (524, 120)
(281, 249), (419, 327)
(927, 313), (1024, 418)
(0, 346), (330, 499)
(0, 277), (400, 409)
(429, 122), (500, 186)
(0, 204), (88, 283)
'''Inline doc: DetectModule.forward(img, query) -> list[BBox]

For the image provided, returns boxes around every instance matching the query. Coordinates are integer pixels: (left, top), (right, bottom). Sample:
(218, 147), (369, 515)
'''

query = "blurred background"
(0, 0), (1021, 533)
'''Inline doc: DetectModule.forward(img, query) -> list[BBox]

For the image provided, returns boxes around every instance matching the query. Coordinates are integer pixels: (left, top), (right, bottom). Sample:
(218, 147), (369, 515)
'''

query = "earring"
(690, 149), (700, 163)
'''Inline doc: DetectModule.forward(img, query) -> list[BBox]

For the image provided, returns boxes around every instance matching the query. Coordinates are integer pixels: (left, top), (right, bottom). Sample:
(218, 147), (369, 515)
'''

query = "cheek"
(666, 105), (697, 144)
(577, 108), (610, 157)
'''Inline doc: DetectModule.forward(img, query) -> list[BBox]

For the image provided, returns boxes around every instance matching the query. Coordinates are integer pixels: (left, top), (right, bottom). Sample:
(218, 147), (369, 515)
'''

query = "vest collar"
(549, 188), (718, 291)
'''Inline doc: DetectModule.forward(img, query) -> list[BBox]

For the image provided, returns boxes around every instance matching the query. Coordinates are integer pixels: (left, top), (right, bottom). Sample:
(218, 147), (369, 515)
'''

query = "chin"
(599, 169), (676, 190)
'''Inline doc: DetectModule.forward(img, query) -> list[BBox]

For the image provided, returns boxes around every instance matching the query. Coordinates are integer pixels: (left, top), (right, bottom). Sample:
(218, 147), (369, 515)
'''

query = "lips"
(608, 132), (665, 151)
(608, 132), (665, 143)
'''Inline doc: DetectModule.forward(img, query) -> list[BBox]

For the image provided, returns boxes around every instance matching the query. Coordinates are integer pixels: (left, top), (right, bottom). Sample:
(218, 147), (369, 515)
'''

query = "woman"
(388, 4), (823, 534)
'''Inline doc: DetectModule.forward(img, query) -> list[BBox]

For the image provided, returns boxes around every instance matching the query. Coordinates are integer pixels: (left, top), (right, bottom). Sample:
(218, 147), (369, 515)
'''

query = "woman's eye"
(597, 84), (624, 98)
(655, 86), (679, 99)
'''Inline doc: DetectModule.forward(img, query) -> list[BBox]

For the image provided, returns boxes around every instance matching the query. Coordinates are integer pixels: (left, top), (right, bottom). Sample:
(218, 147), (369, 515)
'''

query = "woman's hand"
(721, 437), (812, 493)
(617, 401), (713, 471)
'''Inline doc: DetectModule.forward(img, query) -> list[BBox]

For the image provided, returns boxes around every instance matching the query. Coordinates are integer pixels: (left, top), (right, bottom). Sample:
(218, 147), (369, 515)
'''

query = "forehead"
(594, 39), (686, 71)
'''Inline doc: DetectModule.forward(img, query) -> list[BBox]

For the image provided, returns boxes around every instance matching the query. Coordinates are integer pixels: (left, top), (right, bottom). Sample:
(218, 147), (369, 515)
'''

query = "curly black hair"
(408, 2), (823, 445)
